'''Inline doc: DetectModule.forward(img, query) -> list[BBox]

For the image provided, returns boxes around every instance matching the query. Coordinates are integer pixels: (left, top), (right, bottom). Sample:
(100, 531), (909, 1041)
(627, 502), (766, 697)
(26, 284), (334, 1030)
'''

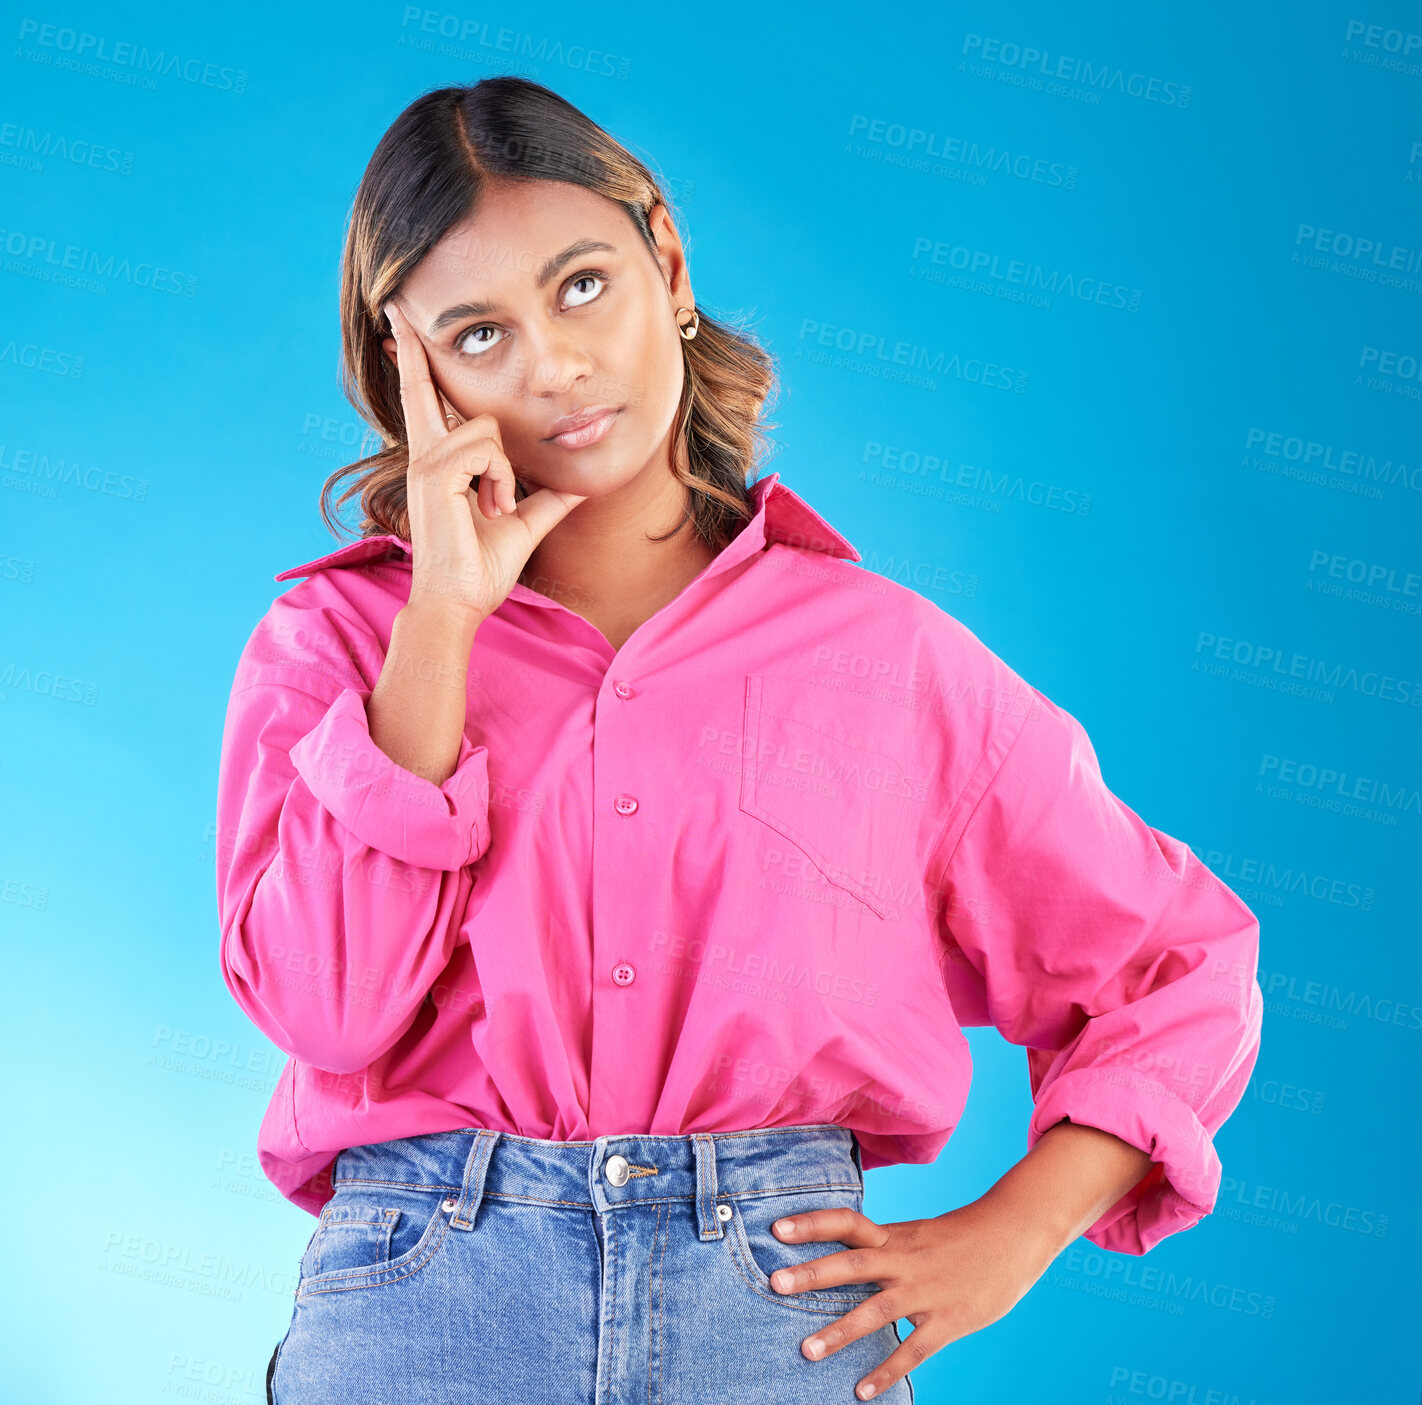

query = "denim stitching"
(724, 1204), (879, 1316)
(307, 1208), (396, 1278)
(602, 1210), (618, 1402)
(378, 1123), (849, 1147)
(330, 1178), (860, 1208)
(650, 1198), (664, 1405)
(297, 1202), (450, 1298)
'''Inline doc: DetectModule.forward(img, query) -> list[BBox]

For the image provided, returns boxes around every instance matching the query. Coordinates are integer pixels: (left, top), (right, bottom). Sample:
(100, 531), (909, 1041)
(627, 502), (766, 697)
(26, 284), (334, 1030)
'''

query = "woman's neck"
(519, 475), (717, 652)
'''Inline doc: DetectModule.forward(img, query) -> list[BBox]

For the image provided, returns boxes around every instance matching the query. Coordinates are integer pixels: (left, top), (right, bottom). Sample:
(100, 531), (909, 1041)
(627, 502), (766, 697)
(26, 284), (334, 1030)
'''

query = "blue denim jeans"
(267, 1122), (915, 1403)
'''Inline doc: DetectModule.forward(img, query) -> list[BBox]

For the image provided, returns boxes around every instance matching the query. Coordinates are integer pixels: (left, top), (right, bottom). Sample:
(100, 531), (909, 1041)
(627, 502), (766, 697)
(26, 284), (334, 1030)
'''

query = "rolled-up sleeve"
(216, 595), (493, 1075)
(935, 690), (1264, 1255)
(289, 685), (489, 869)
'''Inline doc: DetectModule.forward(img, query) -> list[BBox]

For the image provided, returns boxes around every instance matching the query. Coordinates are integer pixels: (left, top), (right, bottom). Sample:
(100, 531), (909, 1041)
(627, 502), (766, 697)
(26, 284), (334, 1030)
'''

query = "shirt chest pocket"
(739, 674), (914, 921)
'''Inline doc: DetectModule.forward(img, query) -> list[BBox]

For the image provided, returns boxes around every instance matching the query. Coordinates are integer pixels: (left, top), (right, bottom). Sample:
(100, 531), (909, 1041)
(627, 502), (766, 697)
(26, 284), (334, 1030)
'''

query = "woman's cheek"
(446, 356), (513, 402)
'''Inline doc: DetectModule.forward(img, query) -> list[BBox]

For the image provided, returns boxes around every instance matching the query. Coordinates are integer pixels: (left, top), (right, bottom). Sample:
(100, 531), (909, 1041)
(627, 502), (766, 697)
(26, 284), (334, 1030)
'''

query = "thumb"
(512, 484), (588, 548)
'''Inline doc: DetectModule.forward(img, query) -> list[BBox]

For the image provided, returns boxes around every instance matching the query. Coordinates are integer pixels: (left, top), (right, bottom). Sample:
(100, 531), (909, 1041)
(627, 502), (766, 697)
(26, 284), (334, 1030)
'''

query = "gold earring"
(676, 306), (700, 340)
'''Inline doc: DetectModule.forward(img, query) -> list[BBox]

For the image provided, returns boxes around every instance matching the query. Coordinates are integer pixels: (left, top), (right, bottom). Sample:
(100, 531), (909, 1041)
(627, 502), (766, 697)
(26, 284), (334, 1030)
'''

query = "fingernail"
(803, 1337), (824, 1360)
(775, 1218), (794, 1235)
(384, 301), (398, 328)
(858, 1383), (877, 1400)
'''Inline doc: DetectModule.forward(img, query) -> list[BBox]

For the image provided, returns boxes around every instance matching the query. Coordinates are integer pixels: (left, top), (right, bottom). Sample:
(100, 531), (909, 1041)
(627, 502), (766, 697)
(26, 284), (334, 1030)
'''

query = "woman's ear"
(646, 201), (691, 302)
(381, 337), (397, 366)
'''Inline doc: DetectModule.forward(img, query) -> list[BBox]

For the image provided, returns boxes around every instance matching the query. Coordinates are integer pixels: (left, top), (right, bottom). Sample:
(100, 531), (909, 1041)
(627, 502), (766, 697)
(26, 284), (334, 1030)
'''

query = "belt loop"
(692, 1134), (723, 1240)
(448, 1129), (501, 1232)
(849, 1128), (864, 1185)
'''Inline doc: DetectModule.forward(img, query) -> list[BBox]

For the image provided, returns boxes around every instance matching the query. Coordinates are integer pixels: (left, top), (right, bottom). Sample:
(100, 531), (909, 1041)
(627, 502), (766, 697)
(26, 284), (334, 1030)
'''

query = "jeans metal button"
(604, 1154), (630, 1187)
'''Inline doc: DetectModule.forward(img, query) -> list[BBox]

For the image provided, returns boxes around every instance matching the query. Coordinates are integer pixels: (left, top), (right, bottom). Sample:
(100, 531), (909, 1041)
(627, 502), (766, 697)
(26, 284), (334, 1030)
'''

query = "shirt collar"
(272, 471), (860, 586)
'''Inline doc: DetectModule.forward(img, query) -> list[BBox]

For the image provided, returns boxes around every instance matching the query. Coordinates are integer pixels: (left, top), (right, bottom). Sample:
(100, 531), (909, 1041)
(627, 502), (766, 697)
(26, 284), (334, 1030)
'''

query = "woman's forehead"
(435, 182), (621, 261)
(403, 184), (630, 305)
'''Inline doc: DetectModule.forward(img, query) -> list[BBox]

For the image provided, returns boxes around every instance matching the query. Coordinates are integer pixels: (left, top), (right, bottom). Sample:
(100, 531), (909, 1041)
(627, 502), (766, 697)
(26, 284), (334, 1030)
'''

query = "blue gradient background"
(2, 3), (1417, 1402)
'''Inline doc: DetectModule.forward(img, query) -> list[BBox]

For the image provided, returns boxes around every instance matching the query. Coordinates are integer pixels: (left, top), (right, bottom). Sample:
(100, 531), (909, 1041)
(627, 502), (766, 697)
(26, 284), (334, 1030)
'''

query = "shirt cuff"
(288, 686), (490, 870)
(1027, 1066), (1221, 1256)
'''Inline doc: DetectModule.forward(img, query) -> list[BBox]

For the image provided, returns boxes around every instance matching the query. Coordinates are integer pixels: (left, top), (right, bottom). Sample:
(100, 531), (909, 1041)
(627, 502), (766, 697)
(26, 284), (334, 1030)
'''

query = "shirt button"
(614, 794), (639, 816)
(613, 680), (634, 699)
(612, 962), (636, 986)
(604, 1154), (630, 1187)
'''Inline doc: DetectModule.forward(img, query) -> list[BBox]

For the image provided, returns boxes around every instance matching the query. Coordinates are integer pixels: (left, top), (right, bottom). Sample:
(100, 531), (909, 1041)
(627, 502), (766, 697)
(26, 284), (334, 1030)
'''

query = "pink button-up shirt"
(216, 471), (1263, 1255)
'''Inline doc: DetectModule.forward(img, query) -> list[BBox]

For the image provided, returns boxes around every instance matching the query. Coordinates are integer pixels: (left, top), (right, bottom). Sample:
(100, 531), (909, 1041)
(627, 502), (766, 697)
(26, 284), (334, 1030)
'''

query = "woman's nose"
(521, 324), (593, 397)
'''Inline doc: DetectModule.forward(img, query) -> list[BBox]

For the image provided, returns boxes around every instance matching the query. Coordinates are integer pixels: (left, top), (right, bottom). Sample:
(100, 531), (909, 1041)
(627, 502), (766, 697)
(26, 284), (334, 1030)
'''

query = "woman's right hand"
(383, 299), (586, 622)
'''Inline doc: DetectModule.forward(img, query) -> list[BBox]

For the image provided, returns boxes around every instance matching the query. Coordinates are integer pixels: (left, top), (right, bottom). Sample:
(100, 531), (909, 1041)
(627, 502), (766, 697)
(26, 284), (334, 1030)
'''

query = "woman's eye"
(564, 272), (606, 308)
(455, 325), (504, 358)
(453, 273), (605, 357)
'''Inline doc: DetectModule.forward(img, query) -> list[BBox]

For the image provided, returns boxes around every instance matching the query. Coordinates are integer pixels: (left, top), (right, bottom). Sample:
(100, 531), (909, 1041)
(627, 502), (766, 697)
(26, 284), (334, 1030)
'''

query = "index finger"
(384, 300), (449, 455)
(773, 1208), (886, 1251)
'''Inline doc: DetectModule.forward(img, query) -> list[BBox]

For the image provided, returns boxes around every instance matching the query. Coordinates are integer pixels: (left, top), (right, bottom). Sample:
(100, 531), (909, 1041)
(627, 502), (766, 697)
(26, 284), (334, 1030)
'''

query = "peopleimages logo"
(0, 226), (197, 296)
(14, 19), (248, 93)
(845, 115), (1078, 189)
(0, 121), (135, 175)
(1193, 632), (1422, 707)
(1258, 754), (1422, 817)
(1342, 19), (1422, 58)
(1254, 965), (1422, 1032)
(909, 236), (1142, 311)
(1306, 549), (1421, 607)
(1183, 842), (1376, 911)
(1243, 427), (1420, 494)
(959, 33), (1192, 107)
(1294, 222), (1422, 273)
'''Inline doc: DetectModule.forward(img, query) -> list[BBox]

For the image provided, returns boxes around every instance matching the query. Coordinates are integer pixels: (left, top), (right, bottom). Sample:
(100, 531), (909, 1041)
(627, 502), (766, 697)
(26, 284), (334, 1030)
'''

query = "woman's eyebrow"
(426, 237), (618, 335)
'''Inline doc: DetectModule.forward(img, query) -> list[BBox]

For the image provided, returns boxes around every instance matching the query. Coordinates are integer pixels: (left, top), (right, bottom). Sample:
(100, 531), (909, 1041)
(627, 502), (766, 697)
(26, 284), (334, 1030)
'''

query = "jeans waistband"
(333, 1123), (864, 1241)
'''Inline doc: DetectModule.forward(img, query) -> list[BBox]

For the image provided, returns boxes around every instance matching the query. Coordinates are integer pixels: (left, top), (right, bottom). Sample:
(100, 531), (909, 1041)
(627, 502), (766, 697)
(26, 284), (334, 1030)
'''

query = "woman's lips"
(547, 407), (621, 449)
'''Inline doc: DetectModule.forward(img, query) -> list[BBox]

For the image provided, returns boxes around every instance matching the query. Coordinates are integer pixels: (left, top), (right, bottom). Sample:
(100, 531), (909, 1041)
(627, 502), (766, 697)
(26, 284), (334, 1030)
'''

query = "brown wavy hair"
(320, 76), (779, 553)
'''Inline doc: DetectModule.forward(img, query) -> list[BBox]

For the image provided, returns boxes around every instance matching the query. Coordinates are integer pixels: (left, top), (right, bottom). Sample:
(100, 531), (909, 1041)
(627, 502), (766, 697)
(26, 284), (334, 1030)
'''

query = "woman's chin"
(525, 457), (643, 499)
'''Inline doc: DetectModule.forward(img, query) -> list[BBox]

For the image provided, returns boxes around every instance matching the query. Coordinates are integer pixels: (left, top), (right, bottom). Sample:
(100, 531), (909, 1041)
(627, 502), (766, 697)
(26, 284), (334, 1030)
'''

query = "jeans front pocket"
(295, 1184), (452, 1299)
(300, 1202), (397, 1280)
(724, 1185), (884, 1317)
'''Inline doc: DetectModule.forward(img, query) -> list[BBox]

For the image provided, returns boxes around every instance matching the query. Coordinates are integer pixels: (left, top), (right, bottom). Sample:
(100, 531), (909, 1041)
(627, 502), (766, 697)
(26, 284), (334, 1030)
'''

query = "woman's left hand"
(768, 1195), (1064, 1400)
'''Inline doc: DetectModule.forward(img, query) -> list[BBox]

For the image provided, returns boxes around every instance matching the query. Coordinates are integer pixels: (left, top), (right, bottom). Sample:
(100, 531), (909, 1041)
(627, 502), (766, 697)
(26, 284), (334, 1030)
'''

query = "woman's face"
(382, 178), (693, 498)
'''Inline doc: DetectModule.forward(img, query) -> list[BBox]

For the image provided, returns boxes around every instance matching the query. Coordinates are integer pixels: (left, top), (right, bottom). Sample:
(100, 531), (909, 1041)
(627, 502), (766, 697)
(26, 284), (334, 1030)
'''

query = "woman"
(216, 77), (1264, 1404)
